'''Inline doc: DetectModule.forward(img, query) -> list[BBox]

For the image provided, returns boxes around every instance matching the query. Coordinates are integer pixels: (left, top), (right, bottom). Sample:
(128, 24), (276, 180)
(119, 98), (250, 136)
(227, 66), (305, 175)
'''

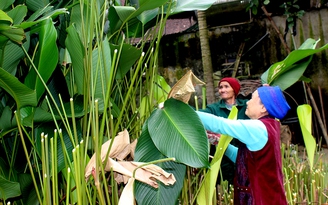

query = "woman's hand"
(206, 130), (221, 145)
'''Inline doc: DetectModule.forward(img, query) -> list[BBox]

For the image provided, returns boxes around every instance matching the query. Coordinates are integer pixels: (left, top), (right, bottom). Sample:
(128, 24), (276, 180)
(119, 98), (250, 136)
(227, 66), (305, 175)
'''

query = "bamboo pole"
(306, 84), (328, 146)
(318, 85), (326, 130)
(232, 42), (245, 78)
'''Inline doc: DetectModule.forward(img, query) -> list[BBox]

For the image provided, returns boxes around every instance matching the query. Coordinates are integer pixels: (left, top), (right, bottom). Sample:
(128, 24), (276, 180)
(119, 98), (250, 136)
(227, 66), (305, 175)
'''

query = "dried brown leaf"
(168, 70), (205, 103)
(114, 161), (176, 188)
(129, 139), (137, 159)
(85, 129), (130, 180)
(118, 178), (136, 205)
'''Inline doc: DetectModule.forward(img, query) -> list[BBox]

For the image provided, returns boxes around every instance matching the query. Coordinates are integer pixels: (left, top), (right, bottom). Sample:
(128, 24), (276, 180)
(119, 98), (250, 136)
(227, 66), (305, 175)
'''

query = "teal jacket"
(198, 98), (249, 185)
(198, 98), (249, 120)
(196, 111), (268, 162)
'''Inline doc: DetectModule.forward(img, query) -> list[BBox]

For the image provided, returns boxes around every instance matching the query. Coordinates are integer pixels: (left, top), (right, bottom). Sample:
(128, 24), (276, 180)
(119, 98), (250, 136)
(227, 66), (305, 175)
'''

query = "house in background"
(157, 0), (328, 146)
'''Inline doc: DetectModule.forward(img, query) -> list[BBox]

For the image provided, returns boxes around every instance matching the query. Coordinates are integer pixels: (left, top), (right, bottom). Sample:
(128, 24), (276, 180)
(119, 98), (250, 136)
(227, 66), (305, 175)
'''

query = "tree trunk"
(197, 10), (215, 104)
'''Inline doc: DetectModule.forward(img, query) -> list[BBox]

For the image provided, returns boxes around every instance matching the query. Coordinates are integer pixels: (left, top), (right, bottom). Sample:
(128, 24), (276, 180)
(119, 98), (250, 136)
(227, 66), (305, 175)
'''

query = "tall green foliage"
(0, 0), (219, 204)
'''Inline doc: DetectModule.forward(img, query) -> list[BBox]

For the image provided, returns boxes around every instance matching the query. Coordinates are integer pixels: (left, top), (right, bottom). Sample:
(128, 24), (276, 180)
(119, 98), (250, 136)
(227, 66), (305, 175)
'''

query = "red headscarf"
(218, 77), (241, 96)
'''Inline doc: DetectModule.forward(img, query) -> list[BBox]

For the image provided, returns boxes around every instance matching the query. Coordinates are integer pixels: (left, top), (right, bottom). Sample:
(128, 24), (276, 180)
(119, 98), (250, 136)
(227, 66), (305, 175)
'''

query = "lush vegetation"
(1, 0), (328, 204)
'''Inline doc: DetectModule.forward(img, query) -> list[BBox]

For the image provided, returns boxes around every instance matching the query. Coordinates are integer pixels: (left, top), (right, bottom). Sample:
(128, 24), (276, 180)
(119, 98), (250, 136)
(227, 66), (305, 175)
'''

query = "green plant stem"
(202, 86), (206, 109)
(45, 135), (51, 204)
(195, 96), (199, 111)
(100, 49), (118, 183)
(21, 46), (71, 138)
(284, 167), (292, 203)
(51, 137), (55, 203)
(114, 52), (145, 134)
(14, 111), (42, 204)
(72, 148), (82, 204)
(93, 99), (106, 205)
(65, 167), (71, 205)
(69, 97), (79, 148)
(57, 94), (74, 144)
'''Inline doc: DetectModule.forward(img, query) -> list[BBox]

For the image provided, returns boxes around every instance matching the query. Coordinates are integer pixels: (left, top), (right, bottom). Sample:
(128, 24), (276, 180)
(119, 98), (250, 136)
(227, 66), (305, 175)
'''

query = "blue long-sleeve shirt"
(196, 111), (268, 162)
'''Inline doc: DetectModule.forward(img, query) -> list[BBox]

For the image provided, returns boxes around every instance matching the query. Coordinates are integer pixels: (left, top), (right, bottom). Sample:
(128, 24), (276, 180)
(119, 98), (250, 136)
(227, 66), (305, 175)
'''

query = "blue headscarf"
(258, 86), (291, 120)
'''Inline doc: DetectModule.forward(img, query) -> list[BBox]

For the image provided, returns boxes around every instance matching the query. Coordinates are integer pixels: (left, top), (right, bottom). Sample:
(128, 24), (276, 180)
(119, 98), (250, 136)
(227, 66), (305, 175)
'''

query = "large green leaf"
(7, 5), (28, 25)
(91, 37), (111, 110)
(108, 0), (169, 37)
(0, 0), (14, 10)
(108, 6), (136, 35)
(0, 106), (16, 133)
(110, 43), (141, 79)
(139, 75), (171, 121)
(0, 10), (13, 23)
(148, 98), (210, 168)
(261, 57), (313, 91)
(134, 120), (186, 205)
(0, 11), (25, 44)
(0, 32), (30, 74)
(171, 0), (217, 14)
(26, 0), (50, 12)
(0, 67), (37, 109)
(297, 104), (316, 170)
(137, 8), (159, 25)
(18, 173), (39, 205)
(153, 74), (171, 103)
(35, 18), (58, 99)
(19, 7), (68, 29)
(0, 25), (25, 45)
(197, 106), (238, 205)
(24, 18), (58, 101)
(261, 38), (328, 90)
(130, 0), (169, 19)
(0, 174), (21, 200)
(65, 25), (85, 94)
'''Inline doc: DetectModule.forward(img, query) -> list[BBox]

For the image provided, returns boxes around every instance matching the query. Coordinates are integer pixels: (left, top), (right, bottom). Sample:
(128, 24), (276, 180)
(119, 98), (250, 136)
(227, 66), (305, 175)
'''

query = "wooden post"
(306, 85), (328, 146)
(261, 6), (291, 54)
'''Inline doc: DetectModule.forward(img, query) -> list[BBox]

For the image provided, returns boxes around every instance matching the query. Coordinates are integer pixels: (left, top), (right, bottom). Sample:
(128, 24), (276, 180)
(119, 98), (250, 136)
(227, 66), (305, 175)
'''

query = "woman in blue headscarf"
(196, 86), (290, 205)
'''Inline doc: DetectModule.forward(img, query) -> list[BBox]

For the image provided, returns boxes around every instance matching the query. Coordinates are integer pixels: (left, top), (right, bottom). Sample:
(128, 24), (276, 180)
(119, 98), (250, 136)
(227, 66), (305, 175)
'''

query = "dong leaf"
(108, 6), (136, 35)
(24, 18), (58, 101)
(130, 0), (169, 19)
(0, 0), (14, 10)
(297, 104), (316, 170)
(0, 10), (13, 23)
(172, 0), (218, 14)
(134, 121), (186, 205)
(148, 98), (210, 168)
(197, 106), (238, 205)
(110, 43), (141, 80)
(65, 25), (84, 94)
(7, 5), (28, 25)
(0, 67), (37, 109)
(0, 175), (21, 200)
(261, 38), (328, 90)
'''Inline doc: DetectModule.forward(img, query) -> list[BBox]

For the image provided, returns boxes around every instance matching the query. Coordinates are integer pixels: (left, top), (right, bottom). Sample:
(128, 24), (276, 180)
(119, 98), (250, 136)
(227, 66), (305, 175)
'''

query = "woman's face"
(218, 81), (235, 101)
(245, 90), (265, 119)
